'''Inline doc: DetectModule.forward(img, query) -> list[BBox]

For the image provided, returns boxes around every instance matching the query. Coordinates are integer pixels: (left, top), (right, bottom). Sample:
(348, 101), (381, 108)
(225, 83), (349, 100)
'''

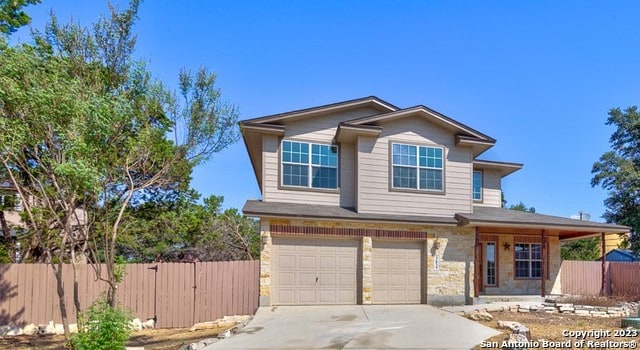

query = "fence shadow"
(0, 264), (25, 326)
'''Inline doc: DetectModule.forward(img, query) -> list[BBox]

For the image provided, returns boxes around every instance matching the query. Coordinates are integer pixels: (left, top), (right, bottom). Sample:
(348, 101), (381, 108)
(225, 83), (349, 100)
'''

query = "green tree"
(116, 193), (259, 262)
(591, 106), (640, 254)
(560, 237), (601, 261)
(0, 0), (40, 34)
(0, 0), (239, 333)
(509, 201), (536, 213)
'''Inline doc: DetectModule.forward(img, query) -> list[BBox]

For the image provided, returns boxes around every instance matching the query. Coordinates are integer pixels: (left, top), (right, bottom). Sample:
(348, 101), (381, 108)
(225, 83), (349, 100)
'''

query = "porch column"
(540, 230), (546, 297)
(601, 232), (607, 296)
(474, 227), (480, 297)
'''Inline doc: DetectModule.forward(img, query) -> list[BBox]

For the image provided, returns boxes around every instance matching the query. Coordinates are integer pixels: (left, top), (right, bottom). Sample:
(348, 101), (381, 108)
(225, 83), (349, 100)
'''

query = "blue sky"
(11, 1), (640, 222)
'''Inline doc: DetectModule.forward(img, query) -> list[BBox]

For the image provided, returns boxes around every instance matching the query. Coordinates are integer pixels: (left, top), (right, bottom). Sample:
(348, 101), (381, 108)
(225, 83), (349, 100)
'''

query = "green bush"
(71, 295), (133, 350)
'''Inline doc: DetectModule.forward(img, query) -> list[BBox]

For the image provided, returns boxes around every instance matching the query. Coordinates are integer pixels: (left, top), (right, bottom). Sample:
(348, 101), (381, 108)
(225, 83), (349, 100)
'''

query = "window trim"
(279, 139), (340, 192)
(388, 141), (445, 194)
(473, 170), (483, 202)
(513, 242), (542, 279)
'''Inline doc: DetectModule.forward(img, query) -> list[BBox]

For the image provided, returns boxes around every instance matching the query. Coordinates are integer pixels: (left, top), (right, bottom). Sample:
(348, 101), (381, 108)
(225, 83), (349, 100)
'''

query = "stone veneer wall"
(426, 227), (475, 306)
(361, 237), (373, 304)
(259, 220), (272, 306)
(483, 235), (562, 295)
(258, 217), (476, 306)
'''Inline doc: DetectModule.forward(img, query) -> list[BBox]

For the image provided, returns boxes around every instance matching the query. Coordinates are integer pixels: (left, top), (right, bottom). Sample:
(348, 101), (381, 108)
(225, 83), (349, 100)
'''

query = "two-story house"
(240, 96), (628, 306)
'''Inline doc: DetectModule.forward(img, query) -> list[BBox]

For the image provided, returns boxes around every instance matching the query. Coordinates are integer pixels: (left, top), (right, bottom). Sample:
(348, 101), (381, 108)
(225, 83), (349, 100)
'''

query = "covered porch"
(455, 207), (629, 299)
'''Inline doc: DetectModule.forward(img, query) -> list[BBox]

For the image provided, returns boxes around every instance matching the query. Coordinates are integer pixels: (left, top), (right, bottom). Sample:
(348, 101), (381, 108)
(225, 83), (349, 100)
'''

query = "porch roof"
(456, 207), (629, 234)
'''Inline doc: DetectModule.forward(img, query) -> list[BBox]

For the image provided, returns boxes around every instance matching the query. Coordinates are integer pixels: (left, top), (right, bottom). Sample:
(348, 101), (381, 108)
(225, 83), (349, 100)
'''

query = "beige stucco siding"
(357, 116), (473, 216)
(284, 107), (382, 141)
(339, 143), (356, 207)
(474, 169), (502, 208)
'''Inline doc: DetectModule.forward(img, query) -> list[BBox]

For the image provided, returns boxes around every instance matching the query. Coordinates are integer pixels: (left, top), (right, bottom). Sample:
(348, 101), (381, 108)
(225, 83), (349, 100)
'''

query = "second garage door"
(271, 237), (358, 305)
(372, 240), (424, 304)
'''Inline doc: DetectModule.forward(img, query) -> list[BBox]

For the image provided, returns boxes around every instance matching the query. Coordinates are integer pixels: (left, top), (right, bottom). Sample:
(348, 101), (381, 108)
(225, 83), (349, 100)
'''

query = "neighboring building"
(0, 183), (25, 235)
(240, 96), (629, 306)
(599, 249), (639, 262)
(604, 232), (629, 253)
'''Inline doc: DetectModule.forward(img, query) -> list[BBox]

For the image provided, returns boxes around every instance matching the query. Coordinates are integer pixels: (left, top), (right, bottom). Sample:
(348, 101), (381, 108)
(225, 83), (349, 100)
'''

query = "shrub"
(71, 295), (133, 350)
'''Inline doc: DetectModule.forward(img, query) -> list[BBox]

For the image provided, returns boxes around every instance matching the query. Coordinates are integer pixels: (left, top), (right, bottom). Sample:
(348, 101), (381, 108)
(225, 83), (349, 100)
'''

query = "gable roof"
(240, 96), (399, 125)
(345, 105), (496, 143)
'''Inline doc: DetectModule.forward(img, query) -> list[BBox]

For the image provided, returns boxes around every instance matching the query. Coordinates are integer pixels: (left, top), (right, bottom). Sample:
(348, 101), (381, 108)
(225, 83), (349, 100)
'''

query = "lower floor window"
(485, 242), (496, 286)
(515, 243), (542, 278)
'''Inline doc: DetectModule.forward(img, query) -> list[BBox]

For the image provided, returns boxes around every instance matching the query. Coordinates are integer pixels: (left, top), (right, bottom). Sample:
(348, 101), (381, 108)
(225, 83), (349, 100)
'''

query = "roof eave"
(473, 160), (524, 177)
(243, 212), (459, 227)
(335, 123), (383, 143)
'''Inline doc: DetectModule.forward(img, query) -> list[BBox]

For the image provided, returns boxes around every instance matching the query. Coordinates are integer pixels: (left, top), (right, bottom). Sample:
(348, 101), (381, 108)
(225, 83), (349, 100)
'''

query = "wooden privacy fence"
(560, 260), (640, 297)
(0, 261), (259, 328)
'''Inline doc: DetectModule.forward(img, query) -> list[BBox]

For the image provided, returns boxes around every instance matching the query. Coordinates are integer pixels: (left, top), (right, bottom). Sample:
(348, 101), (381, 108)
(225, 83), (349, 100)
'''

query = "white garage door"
(271, 237), (358, 305)
(372, 240), (423, 304)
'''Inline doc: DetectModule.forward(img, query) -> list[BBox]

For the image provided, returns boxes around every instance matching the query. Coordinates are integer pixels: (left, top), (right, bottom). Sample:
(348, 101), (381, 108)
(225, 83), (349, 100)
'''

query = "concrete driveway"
(205, 305), (499, 349)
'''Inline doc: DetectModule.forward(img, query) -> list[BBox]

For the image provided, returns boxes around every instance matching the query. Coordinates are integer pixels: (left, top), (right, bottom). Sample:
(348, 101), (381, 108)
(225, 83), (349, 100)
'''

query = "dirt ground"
(472, 311), (638, 349)
(0, 326), (228, 349)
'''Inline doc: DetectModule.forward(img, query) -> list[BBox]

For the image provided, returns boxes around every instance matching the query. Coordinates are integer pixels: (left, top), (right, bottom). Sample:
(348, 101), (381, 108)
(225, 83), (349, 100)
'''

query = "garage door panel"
(272, 237), (358, 305)
(299, 273), (317, 286)
(279, 273), (295, 286)
(389, 274), (405, 286)
(299, 290), (316, 303)
(319, 256), (336, 269)
(278, 255), (295, 269)
(389, 257), (406, 270)
(318, 273), (335, 285)
(318, 290), (336, 303)
(299, 256), (316, 268)
(339, 257), (354, 268)
(372, 240), (423, 304)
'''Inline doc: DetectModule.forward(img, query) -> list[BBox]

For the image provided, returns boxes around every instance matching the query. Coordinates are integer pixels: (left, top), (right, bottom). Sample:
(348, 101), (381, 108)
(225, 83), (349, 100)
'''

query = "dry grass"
(0, 326), (229, 350)
(472, 311), (635, 350)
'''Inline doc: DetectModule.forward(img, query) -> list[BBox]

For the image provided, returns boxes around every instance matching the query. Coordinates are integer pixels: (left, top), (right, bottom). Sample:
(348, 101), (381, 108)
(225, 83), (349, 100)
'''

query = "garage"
(271, 236), (359, 305)
(372, 240), (424, 304)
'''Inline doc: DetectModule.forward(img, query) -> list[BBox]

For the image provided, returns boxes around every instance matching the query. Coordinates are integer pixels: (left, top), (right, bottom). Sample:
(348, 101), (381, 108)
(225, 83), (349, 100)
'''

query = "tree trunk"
(108, 282), (118, 308)
(70, 251), (82, 324)
(51, 262), (71, 337)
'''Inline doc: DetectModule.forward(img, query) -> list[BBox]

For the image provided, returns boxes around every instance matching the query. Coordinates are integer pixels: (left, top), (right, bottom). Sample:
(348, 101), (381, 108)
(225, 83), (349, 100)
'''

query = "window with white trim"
(514, 243), (542, 278)
(281, 140), (338, 189)
(391, 143), (443, 191)
(485, 242), (496, 286)
(473, 170), (483, 201)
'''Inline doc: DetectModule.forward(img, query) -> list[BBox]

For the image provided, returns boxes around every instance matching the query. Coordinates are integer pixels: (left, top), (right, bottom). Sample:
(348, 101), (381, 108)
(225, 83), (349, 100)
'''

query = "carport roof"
(242, 200), (458, 225)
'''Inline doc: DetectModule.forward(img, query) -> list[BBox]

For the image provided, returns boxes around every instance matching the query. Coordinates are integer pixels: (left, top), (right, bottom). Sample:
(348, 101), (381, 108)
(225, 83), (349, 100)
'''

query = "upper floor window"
(281, 140), (338, 189)
(473, 170), (483, 201)
(391, 143), (443, 191)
